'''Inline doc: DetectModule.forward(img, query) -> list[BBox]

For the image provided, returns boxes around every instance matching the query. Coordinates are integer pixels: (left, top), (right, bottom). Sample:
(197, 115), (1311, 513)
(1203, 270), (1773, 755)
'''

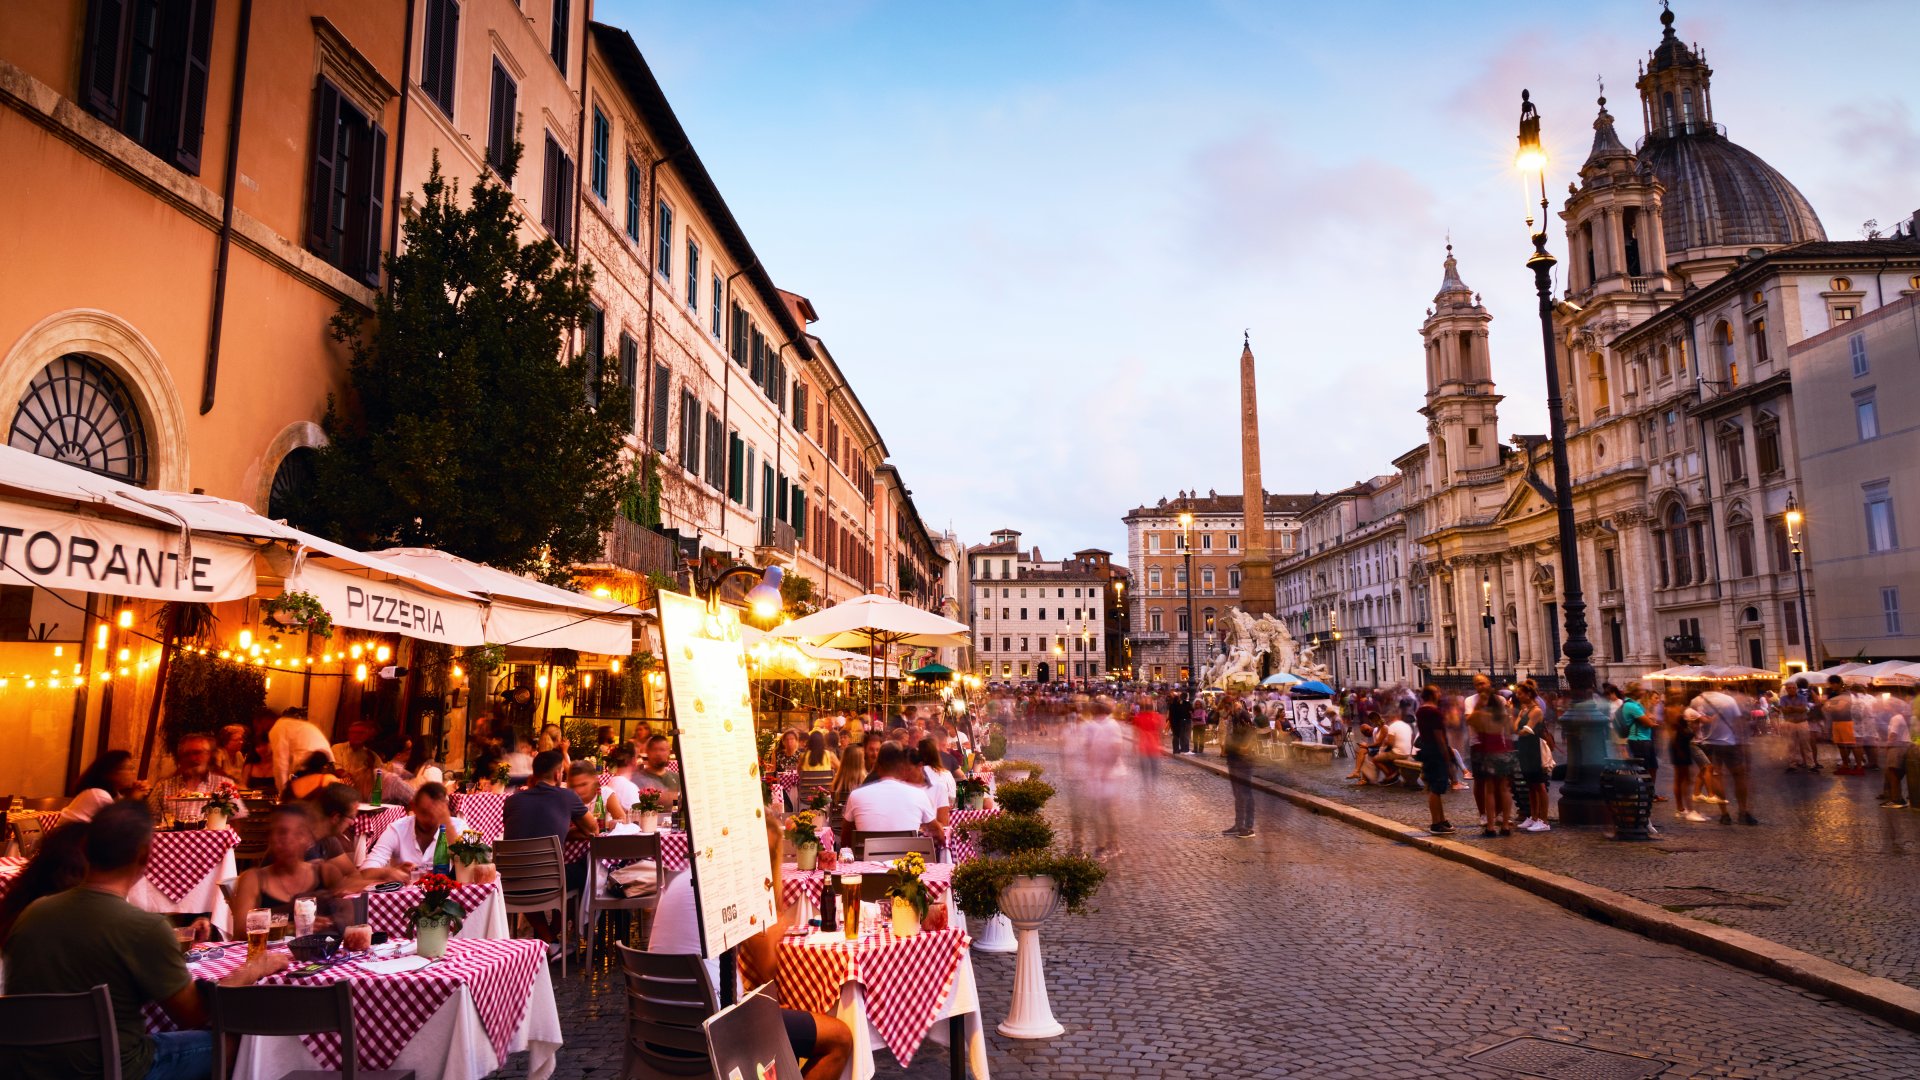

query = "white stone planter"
(971, 913), (1017, 953)
(995, 874), (1064, 1039)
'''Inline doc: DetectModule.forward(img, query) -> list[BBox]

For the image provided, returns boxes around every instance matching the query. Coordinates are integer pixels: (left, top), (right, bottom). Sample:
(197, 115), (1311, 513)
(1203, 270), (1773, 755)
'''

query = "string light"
(53, 645), (63, 657)
(238, 629), (253, 650)
(354, 662), (368, 681)
(610, 658), (621, 675)
(117, 609), (133, 629)
(537, 673), (550, 689)
(375, 644), (391, 663)
(451, 663), (464, 679)
(581, 672), (593, 689)
(349, 644), (364, 659)
(96, 625), (109, 649)
(117, 648), (130, 662)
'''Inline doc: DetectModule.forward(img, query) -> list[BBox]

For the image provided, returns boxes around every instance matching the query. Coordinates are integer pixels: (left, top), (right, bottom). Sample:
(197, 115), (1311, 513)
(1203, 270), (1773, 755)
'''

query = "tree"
(302, 149), (631, 578)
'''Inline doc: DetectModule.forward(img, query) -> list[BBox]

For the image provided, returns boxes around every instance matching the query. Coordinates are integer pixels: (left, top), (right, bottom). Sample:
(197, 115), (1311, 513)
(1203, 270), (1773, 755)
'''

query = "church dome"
(1633, 5), (1826, 259)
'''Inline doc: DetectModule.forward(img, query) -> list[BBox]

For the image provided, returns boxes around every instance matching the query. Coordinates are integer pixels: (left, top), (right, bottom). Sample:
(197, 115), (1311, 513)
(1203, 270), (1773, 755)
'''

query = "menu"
(657, 590), (778, 956)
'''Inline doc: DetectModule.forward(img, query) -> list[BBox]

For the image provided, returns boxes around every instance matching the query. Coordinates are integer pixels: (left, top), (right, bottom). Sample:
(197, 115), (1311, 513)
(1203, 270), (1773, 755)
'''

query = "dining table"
(777, 915), (988, 1080)
(149, 937), (560, 1080)
(351, 880), (509, 940)
(0, 829), (237, 923)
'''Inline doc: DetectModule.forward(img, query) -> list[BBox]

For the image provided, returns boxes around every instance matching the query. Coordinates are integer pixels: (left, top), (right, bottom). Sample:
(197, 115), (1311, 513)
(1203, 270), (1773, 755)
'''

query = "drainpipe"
(387, 0), (416, 278)
(198, 0), (254, 415)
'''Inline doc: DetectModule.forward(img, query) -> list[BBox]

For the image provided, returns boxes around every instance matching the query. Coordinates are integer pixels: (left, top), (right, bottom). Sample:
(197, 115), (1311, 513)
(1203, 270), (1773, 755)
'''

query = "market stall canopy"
(908, 662), (954, 679)
(1289, 680), (1335, 697)
(372, 548), (633, 654)
(1840, 660), (1920, 687)
(765, 593), (970, 651)
(1797, 662), (1864, 683)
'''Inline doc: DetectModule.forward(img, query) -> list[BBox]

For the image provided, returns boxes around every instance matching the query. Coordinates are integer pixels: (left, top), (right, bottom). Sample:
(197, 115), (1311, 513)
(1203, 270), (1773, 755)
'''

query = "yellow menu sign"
(657, 590), (777, 956)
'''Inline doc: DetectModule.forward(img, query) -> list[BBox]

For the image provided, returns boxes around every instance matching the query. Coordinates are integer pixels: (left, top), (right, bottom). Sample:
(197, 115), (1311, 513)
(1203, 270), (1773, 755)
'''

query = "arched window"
(9, 353), (150, 484)
(1727, 508), (1756, 578)
(268, 446), (318, 522)
(1662, 502), (1694, 588)
(1713, 321), (1735, 383)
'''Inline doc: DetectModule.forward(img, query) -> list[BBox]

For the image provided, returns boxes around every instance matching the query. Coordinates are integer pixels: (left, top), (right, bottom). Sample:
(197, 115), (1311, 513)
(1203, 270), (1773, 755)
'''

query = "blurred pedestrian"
(1221, 698), (1260, 838)
(1691, 688), (1759, 825)
(1414, 686), (1454, 833)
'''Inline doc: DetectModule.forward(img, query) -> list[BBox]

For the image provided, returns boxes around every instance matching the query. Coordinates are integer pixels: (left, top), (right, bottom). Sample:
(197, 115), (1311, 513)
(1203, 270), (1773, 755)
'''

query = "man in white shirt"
(269, 707), (331, 791)
(602, 745), (642, 813)
(362, 782), (469, 872)
(842, 744), (937, 841)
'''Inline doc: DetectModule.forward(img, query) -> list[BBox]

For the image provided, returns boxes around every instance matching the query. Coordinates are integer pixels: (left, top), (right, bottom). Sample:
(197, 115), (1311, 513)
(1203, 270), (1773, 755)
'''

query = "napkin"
(358, 954), (435, 975)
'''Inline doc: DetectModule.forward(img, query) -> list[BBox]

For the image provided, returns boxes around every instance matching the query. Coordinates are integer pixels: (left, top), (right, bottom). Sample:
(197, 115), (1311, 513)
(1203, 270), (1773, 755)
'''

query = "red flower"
(418, 873), (457, 894)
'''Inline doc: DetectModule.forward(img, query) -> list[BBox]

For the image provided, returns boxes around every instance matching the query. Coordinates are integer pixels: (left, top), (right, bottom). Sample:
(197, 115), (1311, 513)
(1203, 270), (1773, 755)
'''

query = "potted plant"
(448, 830), (494, 884)
(969, 813), (1054, 857)
(951, 849), (1107, 1039)
(632, 791), (665, 834)
(786, 810), (822, 870)
(884, 851), (932, 937)
(956, 776), (990, 813)
(994, 759), (1044, 784)
(992, 778), (1055, 817)
(260, 591), (333, 639)
(203, 782), (240, 831)
(405, 872), (464, 959)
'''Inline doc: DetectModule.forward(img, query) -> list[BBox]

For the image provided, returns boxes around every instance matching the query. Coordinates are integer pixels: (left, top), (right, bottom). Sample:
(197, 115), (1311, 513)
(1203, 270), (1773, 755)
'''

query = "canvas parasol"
(767, 592), (970, 718)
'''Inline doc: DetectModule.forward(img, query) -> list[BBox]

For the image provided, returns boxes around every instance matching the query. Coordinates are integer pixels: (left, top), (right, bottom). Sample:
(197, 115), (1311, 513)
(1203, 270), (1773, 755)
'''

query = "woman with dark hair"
(913, 737), (954, 835)
(229, 803), (399, 937)
(59, 750), (147, 823)
(284, 751), (338, 802)
(798, 730), (836, 788)
(0, 823), (90, 946)
(396, 737), (445, 786)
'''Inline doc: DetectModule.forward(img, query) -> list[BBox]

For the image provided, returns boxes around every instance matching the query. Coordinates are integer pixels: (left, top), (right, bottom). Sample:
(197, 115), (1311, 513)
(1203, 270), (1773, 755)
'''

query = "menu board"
(657, 590), (778, 956)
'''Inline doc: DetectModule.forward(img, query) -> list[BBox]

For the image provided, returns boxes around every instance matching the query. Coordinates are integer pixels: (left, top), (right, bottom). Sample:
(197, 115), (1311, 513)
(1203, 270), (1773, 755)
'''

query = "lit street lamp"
(1482, 570), (1496, 681)
(1516, 89), (1608, 825)
(1786, 493), (1815, 670)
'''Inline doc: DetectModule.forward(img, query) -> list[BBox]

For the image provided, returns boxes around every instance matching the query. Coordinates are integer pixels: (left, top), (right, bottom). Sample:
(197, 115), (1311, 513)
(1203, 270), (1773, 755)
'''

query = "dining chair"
(493, 836), (575, 975)
(231, 814), (273, 870)
(11, 814), (46, 858)
(702, 985), (802, 1080)
(0, 983), (122, 1079)
(612, 942), (717, 1079)
(207, 981), (415, 1080)
(859, 834), (936, 862)
(845, 829), (915, 857)
(795, 773), (834, 810)
(583, 832), (664, 970)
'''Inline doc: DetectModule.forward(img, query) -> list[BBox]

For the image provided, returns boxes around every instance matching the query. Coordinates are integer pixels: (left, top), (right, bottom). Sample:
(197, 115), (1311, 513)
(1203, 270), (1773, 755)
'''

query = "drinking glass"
(293, 897), (317, 938)
(839, 875), (862, 940)
(269, 913), (291, 943)
(343, 923), (374, 953)
(245, 908), (271, 962)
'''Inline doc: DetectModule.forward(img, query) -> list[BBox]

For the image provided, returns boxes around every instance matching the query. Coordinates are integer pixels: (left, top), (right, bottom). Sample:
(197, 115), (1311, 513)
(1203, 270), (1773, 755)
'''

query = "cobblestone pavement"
(492, 741), (1920, 1079)
(1225, 731), (1920, 990)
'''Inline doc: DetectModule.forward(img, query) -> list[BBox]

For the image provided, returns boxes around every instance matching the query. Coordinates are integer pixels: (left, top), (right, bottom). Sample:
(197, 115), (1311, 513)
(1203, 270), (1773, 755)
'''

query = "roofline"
(588, 22), (813, 362)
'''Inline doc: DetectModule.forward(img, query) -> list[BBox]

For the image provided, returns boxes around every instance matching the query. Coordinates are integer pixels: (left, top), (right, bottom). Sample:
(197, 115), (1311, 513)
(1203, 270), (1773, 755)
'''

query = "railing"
(756, 518), (797, 559)
(1664, 633), (1706, 657)
(602, 516), (681, 578)
(1635, 121), (1726, 151)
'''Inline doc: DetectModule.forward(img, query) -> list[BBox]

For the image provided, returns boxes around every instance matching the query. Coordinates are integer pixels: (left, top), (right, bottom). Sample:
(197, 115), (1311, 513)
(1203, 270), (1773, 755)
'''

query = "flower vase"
(890, 897), (920, 937)
(414, 919), (451, 959)
(996, 875), (1064, 1039)
(637, 811), (660, 833)
(795, 842), (819, 871)
(454, 859), (488, 884)
(964, 793), (984, 812)
(203, 808), (229, 831)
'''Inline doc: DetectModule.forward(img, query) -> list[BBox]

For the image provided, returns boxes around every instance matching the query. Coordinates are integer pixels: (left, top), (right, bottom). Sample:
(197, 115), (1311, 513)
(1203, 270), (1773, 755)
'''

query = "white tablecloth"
(129, 850), (237, 929)
(231, 956), (561, 1080)
(826, 946), (988, 1080)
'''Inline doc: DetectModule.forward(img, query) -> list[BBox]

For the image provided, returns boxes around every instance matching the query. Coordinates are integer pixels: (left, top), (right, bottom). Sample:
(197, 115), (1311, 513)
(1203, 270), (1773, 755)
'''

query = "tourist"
(2, 803), (289, 1079)
(1615, 684), (1658, 800)
(1668, 699), (1705, 822)
(1414, 686), (1454, 833)
(1365, 705), (1417, 786)
(503, 728), (536, 783)
(859, 730), (884, 781)
(1513, 683), (1555, 833)
(1132, 693), (1166, 783)
(284, 750), (338, 802)
(362, 782), (472, 871)
(635, 734), (683, 810)
(1826, 678), (1863, 775)
(841, 743), (937, 841)
(231, 803), (398, 938)
(59, 749), (147, 823)
(0, 821), (91, 945)
(1221, 697), (1261, 838)
(268, 705), (331, 791)
(603, 744), (642, 811)
(1691, 687), (1759, 826)
(828, 743), (867, 816)
(773, 729), (803, 773)
(567, 760), (627, 828)
(394, 737), (445, 786)
(147, 732), (247, 824)
(1468, 687), (1516, 836)
(915, 737), (956, 835)
(1780, 679), (1816, 772)
(330, 718), (387, 800)
(1167, 689), (1193, 755)
(799, 730), (837, 792)
(216, 722), (252, 784)
(1879, 689), (1913, 808)
(504, 749), (599, 956)
(303, 782), (361, 861)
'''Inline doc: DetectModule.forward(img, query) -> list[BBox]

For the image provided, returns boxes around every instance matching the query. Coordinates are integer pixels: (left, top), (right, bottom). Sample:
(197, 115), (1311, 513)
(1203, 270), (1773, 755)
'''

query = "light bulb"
(117, 609), (133, 628)
(349, 643), (364, 659)
(238, 629), (253, 650)
(355, 662), (368, 681)
(375, 645), (391, 663)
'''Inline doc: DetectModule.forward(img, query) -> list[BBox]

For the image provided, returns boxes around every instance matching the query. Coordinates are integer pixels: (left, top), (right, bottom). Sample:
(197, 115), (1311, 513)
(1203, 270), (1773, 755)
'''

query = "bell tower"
(1420, 245), (1500, 486)
(1558, 90), (1671, 297)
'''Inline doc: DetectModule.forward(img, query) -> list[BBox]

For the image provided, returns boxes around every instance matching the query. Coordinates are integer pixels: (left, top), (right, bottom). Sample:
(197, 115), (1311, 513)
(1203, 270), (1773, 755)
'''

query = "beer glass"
(245, 908), (270, 962)
(269, 913), (291, 943)
(840, 875), (862, 940)
(293, 897), (317, 938)
(343, 923), (374, 953)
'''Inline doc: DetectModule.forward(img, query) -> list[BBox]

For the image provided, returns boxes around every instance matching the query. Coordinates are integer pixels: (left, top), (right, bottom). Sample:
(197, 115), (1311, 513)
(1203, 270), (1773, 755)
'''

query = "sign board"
(1289, 699), (1337, 744)
(656, 589), (777, 956)
(287, 561), (487, 646)
(0, 498), (256, 602)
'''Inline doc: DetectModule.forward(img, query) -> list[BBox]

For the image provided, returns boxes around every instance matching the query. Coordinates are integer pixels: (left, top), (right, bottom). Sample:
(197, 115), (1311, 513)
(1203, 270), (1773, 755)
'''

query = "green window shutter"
(728, 433), (744, 502)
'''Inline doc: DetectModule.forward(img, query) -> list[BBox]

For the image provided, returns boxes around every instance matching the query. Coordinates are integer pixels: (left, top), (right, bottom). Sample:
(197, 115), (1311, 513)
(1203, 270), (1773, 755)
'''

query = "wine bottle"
(432, 824), (452, 877)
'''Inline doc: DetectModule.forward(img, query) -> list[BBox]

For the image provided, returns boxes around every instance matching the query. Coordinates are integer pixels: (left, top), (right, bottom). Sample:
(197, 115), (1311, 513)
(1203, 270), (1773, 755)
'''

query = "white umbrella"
(767, 593), (970, 714)
(1262, 672), (1303, 686)
(1841, 660), (1920, 687)
(1799, 662), (1864, 684)
(1642, 666), (1709, 682)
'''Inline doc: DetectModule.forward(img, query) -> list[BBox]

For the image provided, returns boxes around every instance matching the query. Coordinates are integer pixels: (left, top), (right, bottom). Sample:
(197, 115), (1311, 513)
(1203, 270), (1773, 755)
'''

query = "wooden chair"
(11, 813), (46, 858)
(207, 981), (414, 1080)
(583, 833), (664, 970)
(494, 835), (576, 975)
(703, 985), (802, 1080)
(860, 834), (936, 862)
(795, 772), (834, 811)
(613, 942), (717, 1079)
(0, 984), (122, 1079)
(230, 814), (273, 870)
(19, 796), (65, 812)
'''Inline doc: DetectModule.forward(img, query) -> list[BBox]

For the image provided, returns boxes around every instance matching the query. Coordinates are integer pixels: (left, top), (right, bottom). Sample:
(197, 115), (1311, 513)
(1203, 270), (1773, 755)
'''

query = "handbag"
(1539, 739), (1557, 774)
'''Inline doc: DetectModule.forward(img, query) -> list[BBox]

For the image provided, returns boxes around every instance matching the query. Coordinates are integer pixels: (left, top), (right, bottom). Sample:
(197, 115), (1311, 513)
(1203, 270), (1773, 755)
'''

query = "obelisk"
(1237, 335), (1276, 616)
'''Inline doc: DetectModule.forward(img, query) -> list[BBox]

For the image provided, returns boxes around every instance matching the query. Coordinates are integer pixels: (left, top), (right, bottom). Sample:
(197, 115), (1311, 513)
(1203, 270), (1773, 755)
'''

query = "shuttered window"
(650, 362), (671, 451)
(549, 0), (569, 74)
(704, 413), (725, 490)
(540, 132), (574, 245)
(617, 332), (638, 430)
(307, 77), (387, 286)
(589, 106), (609, 200)
(580, 303), (604, 404)
(792, 380), (808, 428)
(728, 431), (744, 503)
(421, 0), (459, 118)
(485, 60), (517, 174)
(678, 388), (699, 469)
(625, 158), (641, 242)
(82, 0), (215, 174)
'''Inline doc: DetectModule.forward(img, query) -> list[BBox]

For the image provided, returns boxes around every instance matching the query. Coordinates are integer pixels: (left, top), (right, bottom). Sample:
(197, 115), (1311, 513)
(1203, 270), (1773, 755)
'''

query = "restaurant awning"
(372, 548), (634, 654)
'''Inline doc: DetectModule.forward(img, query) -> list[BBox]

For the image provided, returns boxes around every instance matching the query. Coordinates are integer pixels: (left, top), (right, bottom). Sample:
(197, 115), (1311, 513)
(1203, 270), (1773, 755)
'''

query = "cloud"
(1826, 100), (1920, 229)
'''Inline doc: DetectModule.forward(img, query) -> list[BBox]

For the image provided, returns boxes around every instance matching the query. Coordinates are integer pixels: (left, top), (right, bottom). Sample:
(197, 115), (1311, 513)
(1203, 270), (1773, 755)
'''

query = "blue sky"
(597, 0), (1920, 559)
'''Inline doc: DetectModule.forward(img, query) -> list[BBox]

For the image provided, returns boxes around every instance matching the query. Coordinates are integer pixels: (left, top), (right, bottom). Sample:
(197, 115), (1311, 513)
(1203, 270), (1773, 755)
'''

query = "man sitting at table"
(2, 802), (290, 1080)
(566, 761), (628, 827)
(362, 782), (474, 873)
(146, 731), (248, 824)
(504, 749), (599, 957)
(842, 743), (939, 844)
(648, 819), (853, 1080)
(602, 744), (643, 812)
(635, 734), (683, 811)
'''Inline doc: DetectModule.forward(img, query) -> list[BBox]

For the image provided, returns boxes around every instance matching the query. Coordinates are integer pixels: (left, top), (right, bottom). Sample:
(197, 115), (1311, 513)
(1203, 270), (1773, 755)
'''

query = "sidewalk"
(1193, 733), (1920, 992)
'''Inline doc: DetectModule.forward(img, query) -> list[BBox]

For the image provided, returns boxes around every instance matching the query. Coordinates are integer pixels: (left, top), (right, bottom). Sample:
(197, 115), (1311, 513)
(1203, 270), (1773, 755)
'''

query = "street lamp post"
(1180, 511), (1197, 695)
(1328, 606), (1342, 696)
(1081, 622), (1091, 687)
(1482, 570), (1496, 682)
(1517, 89), (1607, 824)
(1786, 493), (1815, 670)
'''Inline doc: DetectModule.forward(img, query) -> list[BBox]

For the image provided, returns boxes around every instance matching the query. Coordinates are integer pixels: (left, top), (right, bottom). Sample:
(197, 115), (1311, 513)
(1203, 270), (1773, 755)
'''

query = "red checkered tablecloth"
(454, 792), (505, 841)
(565, 829), (690, 869)
(770, 769), (800, 803)
(359, 881), (499, 938)
(942, 808), (1002, 863)
(779, 861), (952, 909)
(37, 811), (63, 833)
(349, 805), (409, 842)
(778, 925), (969, 1067)
(153, 938), (544, 1070)
(0, 856), (24, 902)
(145, 829), (239, 904)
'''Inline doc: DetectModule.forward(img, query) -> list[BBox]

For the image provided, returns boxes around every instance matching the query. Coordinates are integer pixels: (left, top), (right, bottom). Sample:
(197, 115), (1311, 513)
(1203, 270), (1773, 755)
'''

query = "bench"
(1389, 759), (1428, 789)
(1287, 742), (1339, 766)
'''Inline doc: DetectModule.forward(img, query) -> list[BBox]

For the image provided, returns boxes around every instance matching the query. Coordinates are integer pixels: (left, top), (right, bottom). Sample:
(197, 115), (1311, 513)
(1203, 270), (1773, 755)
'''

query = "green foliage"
(995, 759), (1044, 780)
(563, 717), (599, 753)
(162, 651), (266, 752)
(620, 454), (663, 528)
(300, 151), (631, 577)
(984, 729), (1007, 760)
(461, 644), (506, 676)
(631, 790), (664, 814)
(261, 592), (333, 639)
(951, 850), (1109, 920)
(157, 602), (219, 645)
(781, 572), (818, 617)
(971, 812), (1053, 855)
(993, 778), (1055, 816)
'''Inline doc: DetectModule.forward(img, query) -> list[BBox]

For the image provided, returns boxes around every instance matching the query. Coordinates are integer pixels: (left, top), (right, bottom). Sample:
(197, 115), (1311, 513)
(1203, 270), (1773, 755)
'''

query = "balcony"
(601, 516), (681, 579)
(1132, 632), (1171, 645)
(1663, 633), (1706, 658)
(755, 519), (798, 564)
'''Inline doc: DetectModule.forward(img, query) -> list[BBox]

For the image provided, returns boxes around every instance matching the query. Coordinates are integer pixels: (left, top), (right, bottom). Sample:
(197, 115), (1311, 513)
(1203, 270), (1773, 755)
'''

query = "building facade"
(1275, 476), (1414, 689)
(967, 530), (1108, 685)
(1120, 493), (1308, 684)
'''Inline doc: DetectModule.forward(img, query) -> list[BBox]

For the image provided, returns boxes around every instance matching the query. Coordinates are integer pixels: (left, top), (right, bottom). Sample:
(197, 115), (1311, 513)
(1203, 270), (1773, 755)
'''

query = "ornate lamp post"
(1517, 89), (1608, 824)
(1482, 570), (1496, 681)
(1785, 493), (1815, 670)
(1180, 510), (1197, 695)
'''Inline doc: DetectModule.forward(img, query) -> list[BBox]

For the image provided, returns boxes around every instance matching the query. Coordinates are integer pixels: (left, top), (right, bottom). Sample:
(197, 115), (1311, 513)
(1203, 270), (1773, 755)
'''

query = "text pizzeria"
(346, 585), (448, 636)
(0, 525), (219, 592)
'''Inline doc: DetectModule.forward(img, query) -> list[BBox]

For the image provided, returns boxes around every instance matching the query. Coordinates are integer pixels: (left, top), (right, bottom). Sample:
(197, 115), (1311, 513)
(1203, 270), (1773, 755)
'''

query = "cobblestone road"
(492, 741), (1920, 1079)
(1231, 732), (1920, 990)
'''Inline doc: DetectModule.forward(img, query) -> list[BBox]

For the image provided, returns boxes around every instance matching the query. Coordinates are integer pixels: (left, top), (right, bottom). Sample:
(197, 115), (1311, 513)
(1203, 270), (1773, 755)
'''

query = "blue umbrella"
(1289, 679), (1335, 697)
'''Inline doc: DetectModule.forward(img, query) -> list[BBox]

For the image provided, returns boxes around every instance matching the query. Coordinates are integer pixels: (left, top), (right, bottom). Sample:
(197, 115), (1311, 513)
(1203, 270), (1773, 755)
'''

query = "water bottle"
(370, 769), (383, 808)
(432, 824), (452, 877)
